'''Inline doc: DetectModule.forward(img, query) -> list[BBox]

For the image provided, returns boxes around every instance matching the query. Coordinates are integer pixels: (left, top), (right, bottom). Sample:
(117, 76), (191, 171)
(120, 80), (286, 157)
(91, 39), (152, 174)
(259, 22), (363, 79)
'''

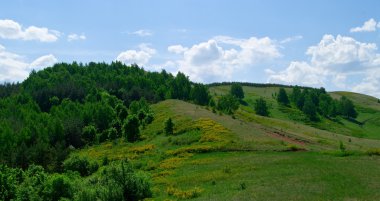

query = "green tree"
(190, 83), (210, 105)
(303, 95), (317, 121)
(230, 83), (244, 99)
(164, 118), (174, 135)
(339, 96), (358, 119)
(123, 115), (140, 142)
(277, 88), (290, 106)
(217, 94), (239, 114)
(291, 86), (301, 104)
(63, 155), (98, 177)
(43, 174), (73, 201)
(254, 97), (269, 116)
(82, 125), (96, 145)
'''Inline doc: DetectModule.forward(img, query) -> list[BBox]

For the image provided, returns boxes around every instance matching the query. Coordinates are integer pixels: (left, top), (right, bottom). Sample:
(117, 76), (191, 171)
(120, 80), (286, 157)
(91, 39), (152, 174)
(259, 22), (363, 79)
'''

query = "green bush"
(63, 156), (98, 177)
(43, 174), (73, 201)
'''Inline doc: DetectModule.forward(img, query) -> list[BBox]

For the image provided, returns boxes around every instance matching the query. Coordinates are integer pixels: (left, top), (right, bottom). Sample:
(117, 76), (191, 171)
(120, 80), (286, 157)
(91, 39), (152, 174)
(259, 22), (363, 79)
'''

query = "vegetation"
(230, 83), (244, 99)
(254, 97), (269, 116)
(0, 63), (379, 200)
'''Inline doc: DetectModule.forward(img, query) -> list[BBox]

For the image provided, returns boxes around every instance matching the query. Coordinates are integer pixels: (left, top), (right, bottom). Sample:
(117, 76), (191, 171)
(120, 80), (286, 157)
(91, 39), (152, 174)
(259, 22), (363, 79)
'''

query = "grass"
(73, 86), (380, 200)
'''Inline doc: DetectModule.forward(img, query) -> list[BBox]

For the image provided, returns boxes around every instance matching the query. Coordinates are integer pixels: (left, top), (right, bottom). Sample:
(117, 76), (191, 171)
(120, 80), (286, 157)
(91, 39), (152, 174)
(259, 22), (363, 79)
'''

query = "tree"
(277, 88), (289, 106)
(217, 94), (239, 114)
(318, 93), (332, 117)
(291, 86), (301, 104)
(302, 95), (317, 121)
(339, 96), (358, 119)
(190, 83), (210, 106)
(230, 83), (244, 99)
(123, 115), (140, 142)
(164, 118), (174, 135)
(63, 155), (98, 177)
(254, 98), (269, 116)
(82, 125), (96, 145)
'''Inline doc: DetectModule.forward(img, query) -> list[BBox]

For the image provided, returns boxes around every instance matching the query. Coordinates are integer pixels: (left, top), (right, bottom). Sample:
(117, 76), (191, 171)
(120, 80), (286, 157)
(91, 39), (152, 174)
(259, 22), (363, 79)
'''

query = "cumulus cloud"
(306, 35), (378, 70)
(67, 33), (86, 41)
(0, 19), (60, 42)
(168, 45), (188, 54)
(267, 34), (380, 97)
(0, 45), (57, 81)
(267, 61), (327, 86)
(116, 44), (156, 66)
(350, 18), (377, 32)
(166, 36), (281, 82)
(129, 29), (153, 37)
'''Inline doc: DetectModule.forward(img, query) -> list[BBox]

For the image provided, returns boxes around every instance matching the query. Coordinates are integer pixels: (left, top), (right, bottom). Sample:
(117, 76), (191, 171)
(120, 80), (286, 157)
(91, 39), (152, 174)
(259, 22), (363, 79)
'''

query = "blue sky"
(1, 0), (380, 98)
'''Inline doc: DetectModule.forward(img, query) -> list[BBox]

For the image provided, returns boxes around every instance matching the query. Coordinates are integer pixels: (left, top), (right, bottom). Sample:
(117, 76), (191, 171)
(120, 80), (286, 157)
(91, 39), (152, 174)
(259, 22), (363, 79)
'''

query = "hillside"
(75, 98), (380, 200)
(1, 63), (380, 200)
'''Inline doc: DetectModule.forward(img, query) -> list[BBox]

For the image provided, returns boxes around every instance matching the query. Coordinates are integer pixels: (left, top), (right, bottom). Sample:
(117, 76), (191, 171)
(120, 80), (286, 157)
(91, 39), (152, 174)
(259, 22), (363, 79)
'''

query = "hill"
(1, 63), (380, 200)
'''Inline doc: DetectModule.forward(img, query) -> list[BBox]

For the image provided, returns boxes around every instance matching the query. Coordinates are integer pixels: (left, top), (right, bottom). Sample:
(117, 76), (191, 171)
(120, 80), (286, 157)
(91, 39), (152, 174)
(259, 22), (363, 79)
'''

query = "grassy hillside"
(74, 88), (380, 200)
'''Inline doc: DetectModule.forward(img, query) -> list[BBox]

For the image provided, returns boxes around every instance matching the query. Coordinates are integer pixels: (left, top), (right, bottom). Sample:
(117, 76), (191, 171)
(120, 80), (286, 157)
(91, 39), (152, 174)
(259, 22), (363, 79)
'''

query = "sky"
(1, 0), (380, 98)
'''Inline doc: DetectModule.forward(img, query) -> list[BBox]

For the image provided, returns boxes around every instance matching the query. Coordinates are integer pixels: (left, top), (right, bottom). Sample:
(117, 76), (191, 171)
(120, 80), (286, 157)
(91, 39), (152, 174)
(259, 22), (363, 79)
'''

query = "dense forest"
(0, 62), (358, 201)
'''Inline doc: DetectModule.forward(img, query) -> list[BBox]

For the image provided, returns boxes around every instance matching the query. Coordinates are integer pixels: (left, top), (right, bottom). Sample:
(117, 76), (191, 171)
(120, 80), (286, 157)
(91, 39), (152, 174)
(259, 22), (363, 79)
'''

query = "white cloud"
(168, 45), (188, 54)
(166, 36), (281, 82)
(280, 35), (303, 44)
(267, 61), (327, 86)
(129, 29), (153, 37)
(0, 19), (60, 42)
(0, 44), (57, 81)
(30, 54), (57, 69)
(306, 34), (378, 71)
(67, 33), (86, 41)
(116, 44), (156, 66)
(350, 18), (377, 32)
(267, 34), (380, 97)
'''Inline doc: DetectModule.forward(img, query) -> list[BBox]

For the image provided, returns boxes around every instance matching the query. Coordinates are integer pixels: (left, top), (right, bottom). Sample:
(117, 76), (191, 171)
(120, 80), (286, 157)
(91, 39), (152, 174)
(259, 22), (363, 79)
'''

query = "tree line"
(276, 86), (358, 121)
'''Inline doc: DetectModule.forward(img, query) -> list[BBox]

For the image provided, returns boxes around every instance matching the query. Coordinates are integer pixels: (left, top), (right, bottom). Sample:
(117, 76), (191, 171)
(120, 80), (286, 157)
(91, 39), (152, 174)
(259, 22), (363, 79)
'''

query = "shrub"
(43, 174), (73, 201)
(99, 161), (152, 201)
(164, 118), (174, 135)
(123, 115), (140, 142)
(63, 155), (98, 177)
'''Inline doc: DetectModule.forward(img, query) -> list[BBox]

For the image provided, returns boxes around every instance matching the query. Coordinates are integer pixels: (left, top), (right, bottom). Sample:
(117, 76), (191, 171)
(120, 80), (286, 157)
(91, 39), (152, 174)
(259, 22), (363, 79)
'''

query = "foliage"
(123, 115), (140, 142)
(164, 118), (174, 135)
(43, 174), (73, 201)
(63, 155), (98, 177)
(254, 97), (269, 116)
(277, 88), (289, 106)
(190, 83), (210, 106)
(230, 83), (244, 99)
(217, 94), (239, 114)
(302, 95), (318, 121)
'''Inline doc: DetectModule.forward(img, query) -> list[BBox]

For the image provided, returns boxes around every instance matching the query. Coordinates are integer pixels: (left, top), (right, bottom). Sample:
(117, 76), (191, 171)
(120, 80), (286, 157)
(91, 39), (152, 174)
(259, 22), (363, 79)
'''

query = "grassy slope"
(74, 86), (380, 200)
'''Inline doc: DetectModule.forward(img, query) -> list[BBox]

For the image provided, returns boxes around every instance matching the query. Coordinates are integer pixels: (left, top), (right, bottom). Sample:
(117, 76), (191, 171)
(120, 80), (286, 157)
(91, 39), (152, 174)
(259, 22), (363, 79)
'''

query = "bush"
(123, 115), (140, 142)
(217, 94), (239, 114)
(99, 161), (152, 201)
(63, 155), (98, 177)
(164, 118), (174, 135)
(0, 165), (22, 201)
(254, 97), (269, 116)
(43, 174), (73, 201)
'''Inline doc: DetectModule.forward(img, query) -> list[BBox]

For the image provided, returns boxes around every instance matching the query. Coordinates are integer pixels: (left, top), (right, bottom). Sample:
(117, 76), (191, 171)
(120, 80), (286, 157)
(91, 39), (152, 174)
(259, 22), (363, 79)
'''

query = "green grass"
(158, 151), (380, 201)
(73, 87), (380, 200)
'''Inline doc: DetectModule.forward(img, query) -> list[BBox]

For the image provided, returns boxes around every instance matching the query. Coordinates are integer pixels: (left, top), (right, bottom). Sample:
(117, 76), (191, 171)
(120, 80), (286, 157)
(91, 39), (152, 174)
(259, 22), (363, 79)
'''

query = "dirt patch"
(267, 130), (307, 146)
